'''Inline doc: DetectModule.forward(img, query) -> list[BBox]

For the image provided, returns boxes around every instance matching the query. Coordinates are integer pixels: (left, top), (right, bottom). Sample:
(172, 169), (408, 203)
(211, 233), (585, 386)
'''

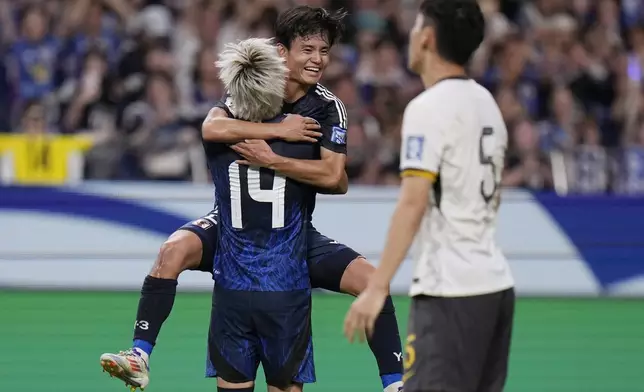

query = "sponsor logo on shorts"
(192, 218), (212, 229)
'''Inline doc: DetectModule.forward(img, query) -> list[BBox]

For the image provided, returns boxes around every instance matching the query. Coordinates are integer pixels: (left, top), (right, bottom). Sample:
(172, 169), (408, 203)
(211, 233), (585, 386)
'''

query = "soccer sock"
(131, 275), (178, 357)
(217, 387), (254, 392)
(366, 296), (404, 389)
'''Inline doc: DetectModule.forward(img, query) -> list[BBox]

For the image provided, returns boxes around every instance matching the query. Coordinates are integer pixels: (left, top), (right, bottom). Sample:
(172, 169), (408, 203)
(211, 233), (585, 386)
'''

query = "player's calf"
(100, 230), (204, 390)
(340, 257), (404, 392)
(132, 230), (202, 356)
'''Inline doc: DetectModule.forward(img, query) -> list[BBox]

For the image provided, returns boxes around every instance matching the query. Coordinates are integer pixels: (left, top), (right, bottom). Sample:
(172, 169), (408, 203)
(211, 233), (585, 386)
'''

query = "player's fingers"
(343, 313), (355, 342)
(365, 315), (377, 340)
(304, 117), (318, 124)
(305, 123), (321, 130)
(305, 131), (323, 138)
(357, 317), (369, 343)
(232, 149), (247, 158)
(235, 160), (250, 166)
(344, 312), (360, 343)
(359, 328), (368, 343)
(301, 137), (318, 143)
(348, 312), (368, 344)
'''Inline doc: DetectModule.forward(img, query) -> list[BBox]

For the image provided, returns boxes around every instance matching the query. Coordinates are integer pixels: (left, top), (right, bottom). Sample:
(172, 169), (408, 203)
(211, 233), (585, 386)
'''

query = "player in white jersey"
(344, 1), (515, 392)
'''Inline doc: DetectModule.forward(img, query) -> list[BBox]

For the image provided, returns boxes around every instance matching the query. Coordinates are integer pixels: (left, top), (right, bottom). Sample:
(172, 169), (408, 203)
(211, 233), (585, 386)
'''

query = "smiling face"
(280, 34), (330, 86)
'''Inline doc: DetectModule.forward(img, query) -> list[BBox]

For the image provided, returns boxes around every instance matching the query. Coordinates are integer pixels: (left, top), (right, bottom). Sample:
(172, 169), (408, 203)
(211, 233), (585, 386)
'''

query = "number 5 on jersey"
(479, 127), (501, 205)
(228, 162), (286, 229)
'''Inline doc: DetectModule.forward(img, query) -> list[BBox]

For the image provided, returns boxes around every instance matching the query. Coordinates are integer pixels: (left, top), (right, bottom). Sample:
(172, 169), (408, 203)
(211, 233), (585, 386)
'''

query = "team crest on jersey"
(405, 136), (425, 161)
(192, 218), (212, 230)
(331, 126), (347, 145)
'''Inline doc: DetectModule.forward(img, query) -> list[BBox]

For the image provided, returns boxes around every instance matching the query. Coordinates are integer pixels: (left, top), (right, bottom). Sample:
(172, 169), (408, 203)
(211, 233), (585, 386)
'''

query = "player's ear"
(277, 43), (288, 59)
(421, 25), (435, 53)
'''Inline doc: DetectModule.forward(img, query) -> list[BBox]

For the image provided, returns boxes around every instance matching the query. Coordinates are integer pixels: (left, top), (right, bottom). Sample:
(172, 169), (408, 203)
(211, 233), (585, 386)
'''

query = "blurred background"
(1, 0), (644, 391)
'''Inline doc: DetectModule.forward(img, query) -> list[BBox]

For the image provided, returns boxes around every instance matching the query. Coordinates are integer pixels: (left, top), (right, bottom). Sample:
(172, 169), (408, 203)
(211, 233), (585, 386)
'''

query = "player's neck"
(284, 79), (309, 103)
(420, 60), (468, 89)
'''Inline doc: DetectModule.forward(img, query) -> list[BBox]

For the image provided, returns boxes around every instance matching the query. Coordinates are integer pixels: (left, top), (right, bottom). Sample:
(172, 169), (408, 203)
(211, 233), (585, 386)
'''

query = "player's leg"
(267, 384), (303, 392)
(476, 288), (515, 392)
(306, 227), (404, 392)
(403, 293), (506, 392)
(133, 212), (218, 354)
(255, 290), (314, 392)
(338, 257), (405, 391)
(100, 212), (218, 390)
(209, 287), (259, 392)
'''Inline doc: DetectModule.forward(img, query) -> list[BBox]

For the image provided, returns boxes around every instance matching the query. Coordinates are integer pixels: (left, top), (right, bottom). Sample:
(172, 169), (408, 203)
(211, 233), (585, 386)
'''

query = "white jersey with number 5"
(400, 77), (514, 297)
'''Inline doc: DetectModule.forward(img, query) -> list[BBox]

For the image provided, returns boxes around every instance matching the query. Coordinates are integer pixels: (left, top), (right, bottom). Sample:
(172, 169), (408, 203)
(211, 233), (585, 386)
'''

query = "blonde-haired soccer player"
(100, 37), (301, 392)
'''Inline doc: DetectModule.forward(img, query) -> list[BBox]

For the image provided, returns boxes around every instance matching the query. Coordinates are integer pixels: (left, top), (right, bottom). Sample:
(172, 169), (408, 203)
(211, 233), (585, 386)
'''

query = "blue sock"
(381, 373), (403, 389)
(133, 339), (154, 357)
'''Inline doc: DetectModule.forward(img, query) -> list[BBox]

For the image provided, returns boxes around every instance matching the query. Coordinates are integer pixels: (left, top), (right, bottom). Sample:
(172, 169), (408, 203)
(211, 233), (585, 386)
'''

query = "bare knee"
(149, 230), (203, 279)
(217, 378), (254, 390)
(339, 257), (383, 296)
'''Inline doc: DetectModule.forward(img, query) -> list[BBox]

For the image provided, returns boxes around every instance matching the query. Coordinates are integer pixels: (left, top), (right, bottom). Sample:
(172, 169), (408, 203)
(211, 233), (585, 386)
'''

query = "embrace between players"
(101, 2), (515, 392)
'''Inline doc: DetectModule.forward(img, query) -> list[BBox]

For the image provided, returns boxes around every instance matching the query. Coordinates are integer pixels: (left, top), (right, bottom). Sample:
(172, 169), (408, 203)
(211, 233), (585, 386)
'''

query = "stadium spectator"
(1, 0), (644, 192)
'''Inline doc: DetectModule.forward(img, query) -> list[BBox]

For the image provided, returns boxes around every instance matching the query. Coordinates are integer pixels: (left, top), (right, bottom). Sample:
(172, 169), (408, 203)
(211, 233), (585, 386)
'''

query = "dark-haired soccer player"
(344, 1), (515, 392)
(101, 6), (404, 392)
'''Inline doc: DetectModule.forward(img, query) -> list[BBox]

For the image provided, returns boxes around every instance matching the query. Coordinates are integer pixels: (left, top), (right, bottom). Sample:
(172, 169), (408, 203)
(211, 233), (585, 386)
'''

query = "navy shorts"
(178, 210), (219, 273)
(178, 211), (362, 293)
(206, 286), (315, 388)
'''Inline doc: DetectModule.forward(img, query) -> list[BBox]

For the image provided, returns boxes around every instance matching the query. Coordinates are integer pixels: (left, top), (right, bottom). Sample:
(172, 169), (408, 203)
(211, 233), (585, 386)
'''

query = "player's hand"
(343, 284), (389, 344)
(280, 114), (322, 143)
(231, 139), (277, 168)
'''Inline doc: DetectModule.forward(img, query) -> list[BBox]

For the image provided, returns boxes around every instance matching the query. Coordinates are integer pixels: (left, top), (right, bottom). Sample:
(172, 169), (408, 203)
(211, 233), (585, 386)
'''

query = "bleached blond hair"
(216, 38), (288, 122)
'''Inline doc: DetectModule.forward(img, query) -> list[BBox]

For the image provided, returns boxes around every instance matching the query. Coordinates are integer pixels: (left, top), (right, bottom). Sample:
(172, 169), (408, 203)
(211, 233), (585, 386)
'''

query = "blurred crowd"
(2, 0), (644, 193)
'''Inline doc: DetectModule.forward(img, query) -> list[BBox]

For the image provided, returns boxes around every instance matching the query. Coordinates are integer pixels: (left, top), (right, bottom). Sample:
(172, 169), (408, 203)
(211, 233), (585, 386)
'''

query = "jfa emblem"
(192, 218), (212, 230)
(331, 126), (347, 145)
(406, 136), (425, 161)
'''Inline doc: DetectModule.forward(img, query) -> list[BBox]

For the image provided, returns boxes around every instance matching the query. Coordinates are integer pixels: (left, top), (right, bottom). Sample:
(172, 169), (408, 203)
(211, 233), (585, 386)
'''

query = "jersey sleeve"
(319, 99), (348, 155)
(399, 99), (442, 181)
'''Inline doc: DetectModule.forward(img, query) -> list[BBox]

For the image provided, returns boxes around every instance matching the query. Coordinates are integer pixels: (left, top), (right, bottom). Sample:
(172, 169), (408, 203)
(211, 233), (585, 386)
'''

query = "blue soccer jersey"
(205, 116), (318, 292)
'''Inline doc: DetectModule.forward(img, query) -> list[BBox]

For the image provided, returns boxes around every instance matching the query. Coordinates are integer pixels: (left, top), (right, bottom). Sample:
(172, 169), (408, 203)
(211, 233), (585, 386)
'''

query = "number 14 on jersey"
(229, 162), (286, 229)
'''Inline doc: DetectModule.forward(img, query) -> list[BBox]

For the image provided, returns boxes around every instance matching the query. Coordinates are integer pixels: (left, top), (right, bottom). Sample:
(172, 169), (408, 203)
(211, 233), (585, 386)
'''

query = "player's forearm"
(370, 201), (425, 289)
(202, 117), (281, 143)
(268, 156), (344, 191)
(316, 171), (348, 194)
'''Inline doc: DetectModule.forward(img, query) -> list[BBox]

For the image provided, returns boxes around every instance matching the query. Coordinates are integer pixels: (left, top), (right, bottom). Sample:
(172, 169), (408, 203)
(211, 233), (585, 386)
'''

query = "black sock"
(217, 387), (254, 392)
(131, 275), (178, 354)
(367, 296), (404, 381)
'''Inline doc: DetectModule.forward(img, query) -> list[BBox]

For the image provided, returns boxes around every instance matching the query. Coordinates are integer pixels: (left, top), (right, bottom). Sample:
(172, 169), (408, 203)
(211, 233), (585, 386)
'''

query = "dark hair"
(275, 6), (347, 49)
(419, 0), (485, 66)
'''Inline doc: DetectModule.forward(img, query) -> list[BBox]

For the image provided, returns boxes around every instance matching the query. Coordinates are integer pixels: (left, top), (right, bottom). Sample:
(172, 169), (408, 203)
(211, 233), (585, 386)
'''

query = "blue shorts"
(179, 211), (362, 292)
(206, 286), (315, 388)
